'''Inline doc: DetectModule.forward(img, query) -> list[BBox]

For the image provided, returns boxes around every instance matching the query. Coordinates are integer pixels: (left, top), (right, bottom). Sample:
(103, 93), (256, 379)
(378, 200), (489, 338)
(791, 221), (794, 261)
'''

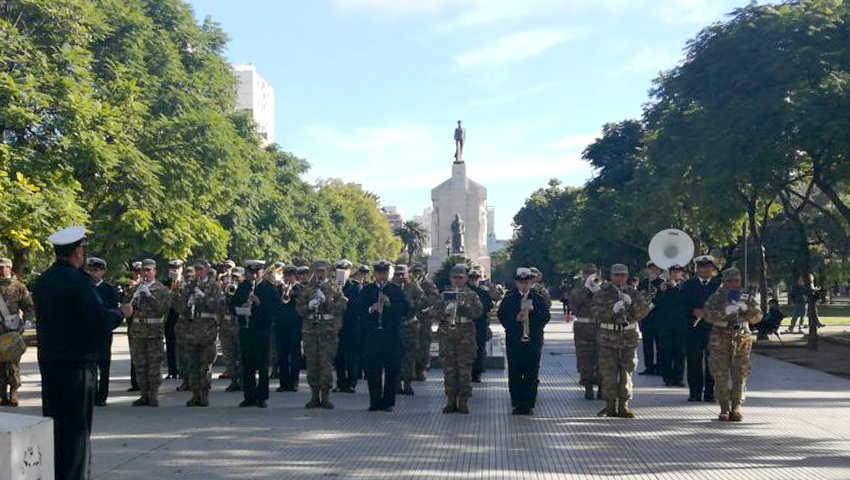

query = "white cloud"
(454, 28), (580, 70)
(557, 134), (599, 150)
(608, 45), (681, 79)
(464, 83), (555, 109)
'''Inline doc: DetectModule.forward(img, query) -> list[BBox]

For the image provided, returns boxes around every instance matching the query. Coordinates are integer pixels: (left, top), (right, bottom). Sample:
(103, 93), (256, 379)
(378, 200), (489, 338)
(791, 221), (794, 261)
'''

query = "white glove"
(308, 299), (320, 309)
(725, 304), (739, 315)
(194, 287), (205, 298)
(622, 294), (632, 305)
(445, 302), (457, 314)
(314, 290), (326, 304)
(613, 301), (626, 313)
(137, 285), (151, 297)
(736, 301), (748, 312)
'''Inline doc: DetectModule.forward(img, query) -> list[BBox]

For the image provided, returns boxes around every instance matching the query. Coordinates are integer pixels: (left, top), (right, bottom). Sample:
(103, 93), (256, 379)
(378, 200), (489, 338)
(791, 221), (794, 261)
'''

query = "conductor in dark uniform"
(357, 260), (410, 412)
(680, 255), (721, 402)
(84, 257), (122, 407)
(34, 227), (132, 480)
(498, 268), (551, 415)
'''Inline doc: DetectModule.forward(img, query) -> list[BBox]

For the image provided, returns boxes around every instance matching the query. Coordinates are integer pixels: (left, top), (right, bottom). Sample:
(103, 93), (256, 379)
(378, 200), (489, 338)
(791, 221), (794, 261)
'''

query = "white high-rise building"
(233, 64), (275, 145)
(381, 206), (404, 232)
(411, 207), (433, 256)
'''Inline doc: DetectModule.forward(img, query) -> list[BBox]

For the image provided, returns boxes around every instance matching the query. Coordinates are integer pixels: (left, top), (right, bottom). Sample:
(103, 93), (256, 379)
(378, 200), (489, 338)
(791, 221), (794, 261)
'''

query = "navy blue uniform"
(35, 259), (123, 480)
(336, 280), (364, 391)
(470, 285), (494, 381)
(94, 280), (122, 404)
(654, 281), (689, 386)
(638, 277), (664, 374)
(680, 276), (721, 401)
(498, 288), (550, 413)
(232, 279), (281, 404)
(275, 282), (303, 391)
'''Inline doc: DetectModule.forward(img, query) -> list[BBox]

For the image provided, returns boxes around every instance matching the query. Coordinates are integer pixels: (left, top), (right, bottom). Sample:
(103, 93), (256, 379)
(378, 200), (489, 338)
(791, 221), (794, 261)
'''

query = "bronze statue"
(451, 213), (466, 254)
(454, 120), (466, 163)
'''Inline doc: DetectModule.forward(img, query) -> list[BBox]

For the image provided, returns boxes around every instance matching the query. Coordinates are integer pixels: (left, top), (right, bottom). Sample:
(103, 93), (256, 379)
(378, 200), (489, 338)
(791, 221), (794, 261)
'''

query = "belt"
(199, 313), (217, 320)
(598, 322), (637, 331)
(222, 315), (234, 321)
(401, 317), (419, 326)
(136, 317), (164, 325)
(445, 317), (473, 325)
(574, 317), (592, 324)
(317, 314), (335, 321)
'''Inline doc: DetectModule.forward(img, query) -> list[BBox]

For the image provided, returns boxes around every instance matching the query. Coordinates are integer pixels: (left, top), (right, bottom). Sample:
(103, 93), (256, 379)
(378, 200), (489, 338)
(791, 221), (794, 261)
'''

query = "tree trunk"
(813, 174), (850, 232)
(747, 205), (768, 312)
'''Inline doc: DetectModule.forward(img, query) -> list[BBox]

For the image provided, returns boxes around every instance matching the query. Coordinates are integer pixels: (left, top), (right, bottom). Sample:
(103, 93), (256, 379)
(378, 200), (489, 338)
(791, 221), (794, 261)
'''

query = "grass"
(778, 304), (850, 326)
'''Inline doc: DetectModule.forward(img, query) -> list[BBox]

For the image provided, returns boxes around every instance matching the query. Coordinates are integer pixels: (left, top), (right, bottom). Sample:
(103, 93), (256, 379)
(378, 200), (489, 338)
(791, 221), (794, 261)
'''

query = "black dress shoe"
(95, 399), (107, 407)
(704, 396), (715, 403)
(512, 408), (521, 415)
(239, 399), (256, 407)
(638, 369), (653, 376)
(382, 406), (393, 412)
(687, 396), (702, 402)
(127, 386), (140, 392)
(257, 400), (268, 408)
(368, 406), (381, 412)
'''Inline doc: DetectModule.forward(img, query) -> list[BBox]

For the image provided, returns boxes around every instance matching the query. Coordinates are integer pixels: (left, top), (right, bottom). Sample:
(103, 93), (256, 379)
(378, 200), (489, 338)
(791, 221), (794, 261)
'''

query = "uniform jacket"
(0, 277), (34, 334)
(703, 286), (761, 336)
(416, 278), (440, 324)
(591, 282), (650, 348)
(178, 276), (224, 343)
(680, 276), (721, 333)
(569, 286), (594, 319)
(469, 284), (494, 326)
(130, 279), (170, 339)
(435, 286), (484, 327)
(356, 282), (410, 334)
(498, 287), (550, 345)
(296, 278), (346, 334)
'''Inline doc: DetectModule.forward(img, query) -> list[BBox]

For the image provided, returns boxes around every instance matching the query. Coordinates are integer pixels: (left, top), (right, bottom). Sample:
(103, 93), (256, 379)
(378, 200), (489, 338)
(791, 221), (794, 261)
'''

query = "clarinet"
(519, 290), (531, 344)
(374, 283), (386, 331)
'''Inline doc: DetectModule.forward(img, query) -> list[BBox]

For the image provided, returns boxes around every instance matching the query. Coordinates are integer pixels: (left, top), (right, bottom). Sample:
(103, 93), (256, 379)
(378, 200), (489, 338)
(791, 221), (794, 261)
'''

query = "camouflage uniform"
(296, 277), (346, 407)
(703, 286), (760, 417)
(591, 281), (649, 416)
(533, 284), (552, 311)
(219, 280), (242, 389)
(569, 284), (601, 396)
(398, 279), (423, 388)
(0, 277), (34, 405)
(177, 276), (224, 406)
(129, 279), (171, 405)
(436, 285), (483, 411)
(415, 277), (440, 379)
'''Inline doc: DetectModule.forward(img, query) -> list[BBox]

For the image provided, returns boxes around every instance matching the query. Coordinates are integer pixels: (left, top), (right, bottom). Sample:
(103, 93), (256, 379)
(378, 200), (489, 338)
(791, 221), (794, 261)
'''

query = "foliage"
(432, 255), (474, 291)
(394, 220), (428, 265)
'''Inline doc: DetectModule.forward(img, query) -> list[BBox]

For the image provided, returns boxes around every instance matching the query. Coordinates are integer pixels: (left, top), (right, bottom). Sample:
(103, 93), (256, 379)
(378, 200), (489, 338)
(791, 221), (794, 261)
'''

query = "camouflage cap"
(131, 261), (143, 270)
(581, 263), (598, 275)
(335, 259), (353, 270)
(449, 264), (469, 277)
(611, 264), (629, 275)
(722, 267), (741, 280)
(185, 266), (195, 274)
(0, 258), (12, 268)
(469, 266), (483, 277)
(394, 264), (408, 275)
(86, 257), (106, 269)
(313, 260), (330, 271)
(232, 266), (245, 276)
(141, 258), (157, 269)
(193, 260), (210, 269)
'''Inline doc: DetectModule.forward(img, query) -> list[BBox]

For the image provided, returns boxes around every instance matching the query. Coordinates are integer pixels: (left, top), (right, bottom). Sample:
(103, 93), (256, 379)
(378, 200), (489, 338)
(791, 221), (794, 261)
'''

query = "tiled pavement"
(10, 308), (850, 479)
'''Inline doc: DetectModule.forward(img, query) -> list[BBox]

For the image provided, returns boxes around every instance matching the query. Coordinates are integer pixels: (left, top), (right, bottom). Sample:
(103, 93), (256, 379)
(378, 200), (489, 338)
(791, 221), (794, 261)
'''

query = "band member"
(126, 261), (143, 393)
(84, 257), (121, 407)
(468, 266), (494, 384)
(638, 261), (663, 376)
(220, 264), (242, 391)
(335, 264), (368, 392)
(591, 264), (650, 418)
(654, 264), (688, 387)
(0, 257), (34, 407)
(681, 255), (721, 402)
(276, 265), (302, 392)
(128, 259), (170, 407)
(498, 268), (550, 415)
(703, 268), (760, 421)
(357, 260), (410, 412)
(412, 264), (439, 381)
(296, 260), (346, 409)
(569, 264), (603, 400)
(394, 264), (423, 396)
(436, 264), (483, 414)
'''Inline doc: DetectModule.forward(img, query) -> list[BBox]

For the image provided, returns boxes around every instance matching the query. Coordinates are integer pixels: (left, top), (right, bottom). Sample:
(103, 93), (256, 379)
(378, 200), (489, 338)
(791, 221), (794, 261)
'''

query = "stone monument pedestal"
(0, 412), (54, 480)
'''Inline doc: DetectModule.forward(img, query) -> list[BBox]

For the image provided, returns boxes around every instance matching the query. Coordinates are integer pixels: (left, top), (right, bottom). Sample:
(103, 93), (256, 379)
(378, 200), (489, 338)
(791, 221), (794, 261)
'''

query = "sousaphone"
(648, 229), (695, 270)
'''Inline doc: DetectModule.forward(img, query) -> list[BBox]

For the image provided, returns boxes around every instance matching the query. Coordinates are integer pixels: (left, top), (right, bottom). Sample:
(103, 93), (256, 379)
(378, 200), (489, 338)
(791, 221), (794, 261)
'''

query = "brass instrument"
(442, 289), (462, 330)
(616, 284), (631, 327)
(225, 282), (238, 296)
(519, 291), (532, 344)
(374, 284), (387, 331)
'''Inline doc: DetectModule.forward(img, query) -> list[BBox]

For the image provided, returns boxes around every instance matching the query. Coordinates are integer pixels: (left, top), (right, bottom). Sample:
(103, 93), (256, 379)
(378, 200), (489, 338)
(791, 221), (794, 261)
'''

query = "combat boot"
(457, 396), (470, 414)
(596, 385), (604, 400)
(584, 384), (595, 400)
(603, 399), (618, 417)
(147, 393), (159, 407)
(321, 388), (334, 409)
(8, 388), (19, 407)
(729, 400), (743, 422)
(618, 399), (635, 419)
(305, 387), (321, 409)
(132, 396), (148, 407)
(442, 395), (457, 414)
(225, 382), (242, 392)
(415, 366), (426, 382)
(401, 380), (414, 396)
(718, 400), (730, 421)
(0, 386), (8, 406)
(198, 391), (210, 407)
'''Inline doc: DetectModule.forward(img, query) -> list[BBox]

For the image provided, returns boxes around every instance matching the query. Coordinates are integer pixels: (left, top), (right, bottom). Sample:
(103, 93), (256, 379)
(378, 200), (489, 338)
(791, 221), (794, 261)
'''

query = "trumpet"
(616, 284), (631, 327)
(224, 282), (238, 296)
(442, 289), (462, 330)
(374, 284), (387, 331)
(519, 291), (532, 344)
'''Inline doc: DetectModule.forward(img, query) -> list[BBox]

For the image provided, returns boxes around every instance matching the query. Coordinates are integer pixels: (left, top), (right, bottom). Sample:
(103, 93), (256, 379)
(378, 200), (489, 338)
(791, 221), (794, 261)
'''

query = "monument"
(429, 121), (491, 277)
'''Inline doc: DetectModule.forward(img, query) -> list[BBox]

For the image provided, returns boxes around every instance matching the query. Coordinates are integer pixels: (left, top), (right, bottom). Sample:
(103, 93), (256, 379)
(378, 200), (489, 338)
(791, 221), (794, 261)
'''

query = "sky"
(188, 0), (750, 239)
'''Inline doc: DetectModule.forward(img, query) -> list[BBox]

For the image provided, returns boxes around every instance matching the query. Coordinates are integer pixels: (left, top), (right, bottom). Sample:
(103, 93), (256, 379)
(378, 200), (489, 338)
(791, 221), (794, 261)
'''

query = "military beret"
(244, 260), (266, 271)
(297, 266), (310, 274)
(131, 261), (143, 270)
(516, 267), (535, 281)
(336, 259), (353, 270)
(86, 257), (107, 269)
(313, 260), (330, 271)
(410, 264), (425, 274)
(611, 264), (629, 275)
(581, 263), (598, 275)
(47, 226), (87, 247)
(284, 265), (298, 275)
(193, 260), (210, 269)
(0, 258), (12, 268)
(141, 258), (157, 269)
(449, 264), (469, 277)
(357, 265), (371, 273)
(224, 260), (236, 268)
(168, 259), (184, 268)
(722, 267), (741, 280)
(373, 260), (393, 272)
(394, 264), (408, 275)
(694, 255), (717, 267)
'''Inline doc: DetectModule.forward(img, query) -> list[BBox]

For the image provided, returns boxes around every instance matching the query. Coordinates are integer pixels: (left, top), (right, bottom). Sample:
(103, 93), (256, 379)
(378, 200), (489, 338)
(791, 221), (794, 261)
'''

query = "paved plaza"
(10, 307), (850, 479)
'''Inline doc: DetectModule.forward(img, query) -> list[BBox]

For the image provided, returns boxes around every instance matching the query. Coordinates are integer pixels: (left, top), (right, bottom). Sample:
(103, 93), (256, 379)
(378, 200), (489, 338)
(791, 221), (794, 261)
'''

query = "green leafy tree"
(394, 220), (428, 265)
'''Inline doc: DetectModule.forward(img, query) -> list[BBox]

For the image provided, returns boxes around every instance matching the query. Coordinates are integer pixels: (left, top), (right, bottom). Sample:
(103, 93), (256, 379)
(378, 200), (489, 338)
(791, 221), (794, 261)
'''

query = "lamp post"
(445, 238), (451, 256)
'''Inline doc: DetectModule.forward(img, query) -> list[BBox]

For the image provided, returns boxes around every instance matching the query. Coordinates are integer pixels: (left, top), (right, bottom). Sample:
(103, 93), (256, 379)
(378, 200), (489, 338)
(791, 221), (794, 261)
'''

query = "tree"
(394, 221), (428, 265)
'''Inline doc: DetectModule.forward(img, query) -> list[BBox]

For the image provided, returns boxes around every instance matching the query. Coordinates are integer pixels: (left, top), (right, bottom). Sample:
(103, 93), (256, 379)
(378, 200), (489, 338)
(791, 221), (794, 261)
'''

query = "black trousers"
(363, 330), (400, 409)
(472, 319), (488, 378)
(242, 328), (271, 402)
(658, 331), (685, 385)
(97, 334), (113, 402)
(40, 361), (96, 480)
(506, 339), (543, 410)
(335, 321), (361, 390)
(164, 314), (178, 376)
(686, 327), (714, 399)
(640, 318), (659, 371)
(275, 322), (302, 390)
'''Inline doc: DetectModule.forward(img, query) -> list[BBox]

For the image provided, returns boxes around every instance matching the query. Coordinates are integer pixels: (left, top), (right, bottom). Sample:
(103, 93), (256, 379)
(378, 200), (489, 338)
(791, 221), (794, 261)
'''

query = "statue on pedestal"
(454, 120), (466, 163)
(451, 213), (466, 254)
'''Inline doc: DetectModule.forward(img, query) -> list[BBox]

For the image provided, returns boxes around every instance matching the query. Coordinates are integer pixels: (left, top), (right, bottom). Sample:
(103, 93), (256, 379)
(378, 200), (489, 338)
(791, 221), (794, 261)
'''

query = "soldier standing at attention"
(84, 257), (121, 407)
(569, 264), (603, 400)
(592, 264), (650, 418)
(681, 255), (721, 402)
(336, 264), (367, 392)
(276, 265), (302, 392)
(0, 257), (34, 407)
(179, 261), (224, 407)
(703, 268), (760, 421)
(127, 259), (170, 407)
(468, 266), (494, 384)
(296, 260), (347, 409)
(163, 260), (183, 381)
(35, 227), (132, 480)
(437, 264), (483, 414)
(357, 261), (410, 412)
(394, 264), (423, 396)
(412, 264), (439, 381)
(498, 268), (550, 415)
